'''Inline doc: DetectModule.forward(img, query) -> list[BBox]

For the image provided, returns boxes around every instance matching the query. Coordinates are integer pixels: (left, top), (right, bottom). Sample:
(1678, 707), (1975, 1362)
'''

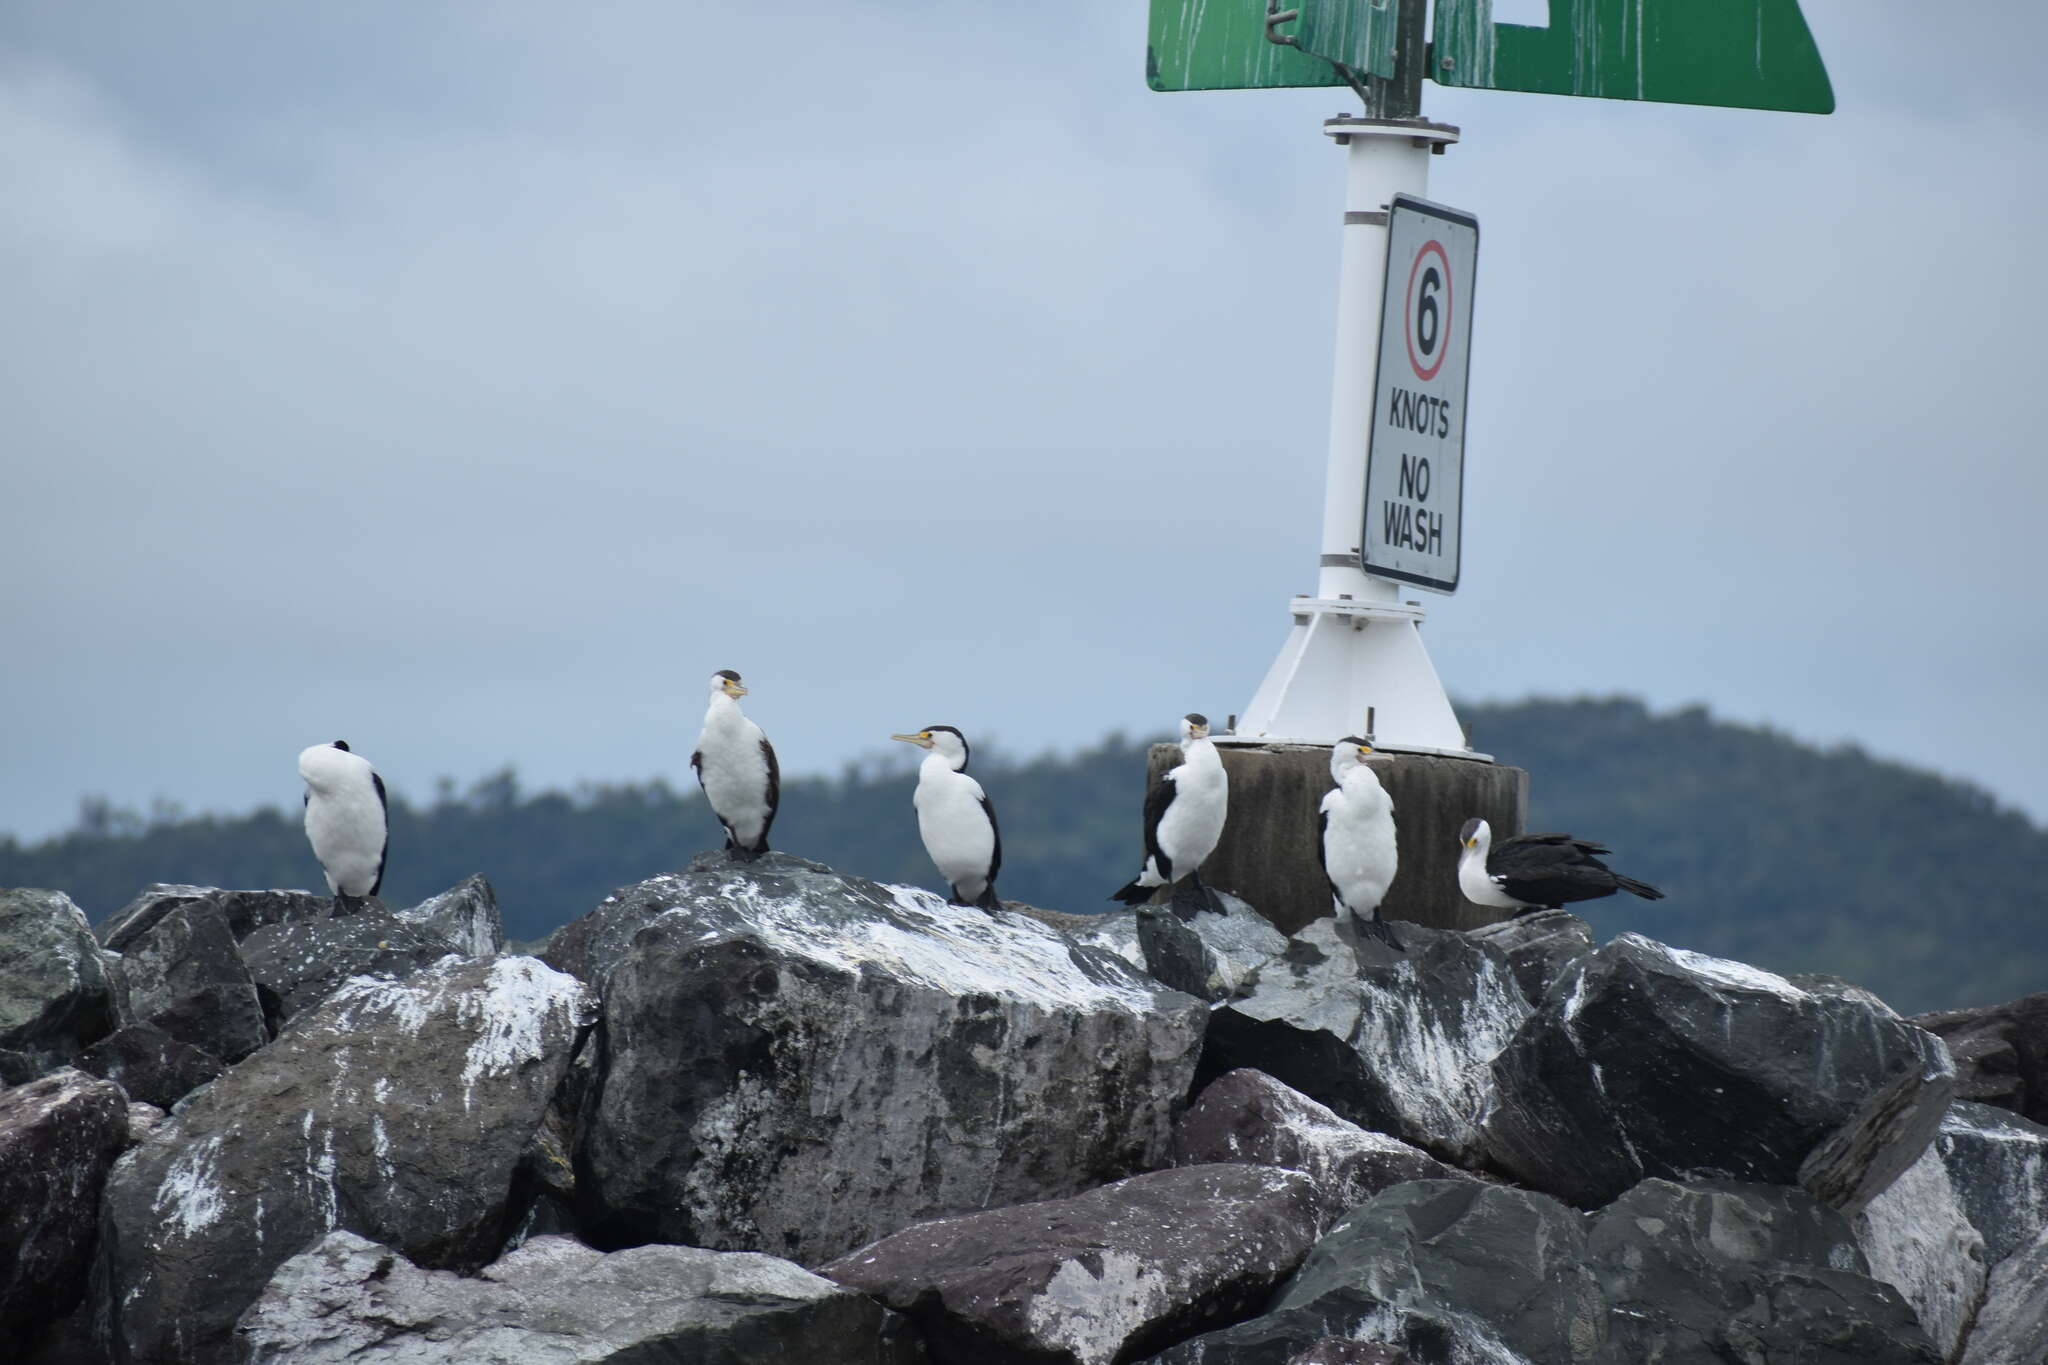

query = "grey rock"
(1961, 1223), (2048, 1365)
(0, 1068), (129, 1335)
(115, 903), (269, 1063)
(78, 1022), (226, 1110)
(1480, 933), (1954, 1212)
(1937, 1099), (2048, 1268)
(822, 1164), (1332, 1365)
(1286, 1344), (1413, 1365)
(99, 885), (352, 953)
(125, 1100), (164, 1142)
(238, 910), (459, 1024)
(1172, 1069), (1465, 1212)
(235, 1229), (925, 1365)
(1149, 1180), (1599, 1365)
(98, 955), (594, 1365)
(1915, 991), (2048, 1126)
(1465, 910), (1594, 1008)
(1590, 1179), (1939, 1365)
(574, 853), (1206, 1264)
(0, 888), (117, 1072)
(1152, 1178), (1939, 1365)
(1853, 1139), (1985, 1359)
(1196, 917), (1529, 1162)
(1069, 893), (1290, 1004)
(397, 874), (504, 957)
(96, 883), (217, 952)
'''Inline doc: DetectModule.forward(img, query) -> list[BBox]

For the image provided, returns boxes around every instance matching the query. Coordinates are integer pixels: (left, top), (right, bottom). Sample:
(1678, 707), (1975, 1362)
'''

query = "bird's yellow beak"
(891, 732), (933, 748)
(724, 681), (749, 698)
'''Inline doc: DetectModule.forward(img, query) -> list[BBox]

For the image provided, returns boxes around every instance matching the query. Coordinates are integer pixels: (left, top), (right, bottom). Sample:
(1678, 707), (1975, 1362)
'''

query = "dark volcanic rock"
(96, 883), (217, 952)
(235, 1229), (924, 1365)
(1286, 1345), (1412, 1365)
(115, 902), (269, 1062)
(1464, 910), (1594, 1008)
(1479, 933), (1954, 1212)
(78, 1022), (226, 1110)
(1171, 1070), (1464, 1211)
(1590, 1179), (1938, 1365)
(239, 910), (459, 1024)
(1962, 1223), (2048, 1365)
(1150, 1180), (1598, 1365)
(98, 955), (594, 1365)
(1915, 991), (2048, 1126)
(0, 888), (117, 1071)
(574, 853), (1206, 1265)
(1068, 893), (1290, 1003)
(0, 1068), (129, 1335)
(822, 1164), (1332, 1365)
(1151, 1178), (1939, 1365)
(397, 874), (504, 957)
(1937, 1099), (2048, 1268)
(1195, 917), (1528, 1162)
(99, 885), (347, 953)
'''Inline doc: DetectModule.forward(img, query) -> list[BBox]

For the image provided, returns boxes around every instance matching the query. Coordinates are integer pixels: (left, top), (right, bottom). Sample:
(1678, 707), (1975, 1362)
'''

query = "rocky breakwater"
(0, 863), (2044, 1363)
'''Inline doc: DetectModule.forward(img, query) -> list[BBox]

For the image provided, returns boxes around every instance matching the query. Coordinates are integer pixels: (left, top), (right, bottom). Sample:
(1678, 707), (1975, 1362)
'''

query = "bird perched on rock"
(891, 725), (1002, 912)
(1457, 817), (1664, 917)
(1112, 713), (1229, 920)
(692, 669), (780, 862)
(1320, 736), (1401, 948)
(298, 740), (387, 911)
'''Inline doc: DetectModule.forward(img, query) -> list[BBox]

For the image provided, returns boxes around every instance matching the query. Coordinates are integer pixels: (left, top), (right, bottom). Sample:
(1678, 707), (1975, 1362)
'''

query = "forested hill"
(3, 697), (2042, 1015)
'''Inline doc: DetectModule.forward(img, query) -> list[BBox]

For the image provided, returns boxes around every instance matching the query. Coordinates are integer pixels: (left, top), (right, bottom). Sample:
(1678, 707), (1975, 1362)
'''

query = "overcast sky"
(3, 1), (2044, 841)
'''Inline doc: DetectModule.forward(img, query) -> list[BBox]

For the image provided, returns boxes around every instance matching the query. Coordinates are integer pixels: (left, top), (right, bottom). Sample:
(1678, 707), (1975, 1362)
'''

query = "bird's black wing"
(1491, 836), (1622, 907)
(981, 790), (1002, 887)
(689, 750), (703, 779)
(1316, 808), (1338, 905)
(371, 771), (389, 897)
(757, 737), (780, 852)
(1140, 771), (1178, 882)
(1513, 832), (1612, 856)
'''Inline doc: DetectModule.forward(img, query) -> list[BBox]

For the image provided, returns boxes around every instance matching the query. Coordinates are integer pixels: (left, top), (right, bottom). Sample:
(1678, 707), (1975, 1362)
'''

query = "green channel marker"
(1431, 0), (1835, 114)
(1147, 0), (1350, 92)
(1295, 0), (1400, 82)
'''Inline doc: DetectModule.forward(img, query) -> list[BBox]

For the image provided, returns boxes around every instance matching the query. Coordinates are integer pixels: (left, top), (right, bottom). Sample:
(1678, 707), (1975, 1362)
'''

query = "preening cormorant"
(1112, 713), (1229, 920)
(1457, 817), (1664, 915)
(1319, 736), (1401, 948)
(299, 740), (388, 911)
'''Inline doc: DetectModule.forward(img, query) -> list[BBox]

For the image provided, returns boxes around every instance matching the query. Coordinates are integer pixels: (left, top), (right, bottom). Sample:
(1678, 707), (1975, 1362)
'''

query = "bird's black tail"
(1110, 879), (1152, 906)
(1617, 874), (1665, 901)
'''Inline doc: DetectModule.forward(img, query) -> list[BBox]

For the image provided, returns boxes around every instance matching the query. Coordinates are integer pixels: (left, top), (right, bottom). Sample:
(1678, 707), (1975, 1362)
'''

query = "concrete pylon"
(1143, 741), (1527, 934)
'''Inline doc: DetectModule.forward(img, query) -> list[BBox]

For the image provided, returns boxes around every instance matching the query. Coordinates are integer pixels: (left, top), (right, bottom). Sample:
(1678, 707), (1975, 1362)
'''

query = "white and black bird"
(1457, 817), (1665, 917)
(298, 740), (388, 911)
(1319, 735), (1401, 948)
(891, 726), (1002, 912)
(1111, 712), (1229, 919)
(691, 669), (780, 862)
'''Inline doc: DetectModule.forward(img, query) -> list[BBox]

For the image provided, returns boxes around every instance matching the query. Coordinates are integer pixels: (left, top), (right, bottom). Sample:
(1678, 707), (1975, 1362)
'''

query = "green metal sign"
(1432, 0), (1834, 113)
(1148, 0), (1833, 114)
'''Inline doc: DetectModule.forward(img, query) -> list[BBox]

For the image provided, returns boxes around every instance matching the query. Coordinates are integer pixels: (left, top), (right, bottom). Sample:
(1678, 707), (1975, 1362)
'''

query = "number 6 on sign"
(1363, 194), (1478, 594)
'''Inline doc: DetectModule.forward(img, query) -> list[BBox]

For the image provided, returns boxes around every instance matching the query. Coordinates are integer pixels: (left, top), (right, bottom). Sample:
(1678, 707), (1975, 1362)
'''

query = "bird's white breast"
(697, 700), (773, 843)
(1156, 741), (1228, 873)
(913, 765), (995, 890)
(1322, 767), (1398, 913)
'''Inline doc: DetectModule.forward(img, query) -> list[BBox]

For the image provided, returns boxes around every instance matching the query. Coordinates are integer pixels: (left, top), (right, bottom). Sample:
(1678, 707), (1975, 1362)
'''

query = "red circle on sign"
(1404, 240), (1452, 382)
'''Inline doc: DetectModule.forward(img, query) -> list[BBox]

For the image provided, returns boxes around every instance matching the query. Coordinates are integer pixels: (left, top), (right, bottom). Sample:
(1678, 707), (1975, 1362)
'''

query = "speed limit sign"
(1363, 194), (1478, 593)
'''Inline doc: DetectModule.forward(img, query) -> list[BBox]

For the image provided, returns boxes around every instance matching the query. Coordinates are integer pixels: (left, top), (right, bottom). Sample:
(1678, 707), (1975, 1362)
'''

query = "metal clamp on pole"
(1263, 5), (1300, 47)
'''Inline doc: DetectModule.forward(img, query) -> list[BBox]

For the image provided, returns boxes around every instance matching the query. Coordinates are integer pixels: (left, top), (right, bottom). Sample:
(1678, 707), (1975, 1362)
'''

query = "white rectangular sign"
(1362, 194), (1478, 594)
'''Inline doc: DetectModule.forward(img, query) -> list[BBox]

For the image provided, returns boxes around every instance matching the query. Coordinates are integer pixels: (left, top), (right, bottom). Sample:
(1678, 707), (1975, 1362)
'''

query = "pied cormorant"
(891, 726), (1002, 912)
(299, 740), (388, 910)
(1112, 713), (1229, 919)
(692, 670), (780, 862)
(1457, 817), (1665, 916)
(1319, 736), (1401, 948)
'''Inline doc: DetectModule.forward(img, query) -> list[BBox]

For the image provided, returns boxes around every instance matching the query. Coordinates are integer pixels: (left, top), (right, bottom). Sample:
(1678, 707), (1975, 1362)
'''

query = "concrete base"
(1145, 743), (1529, 935)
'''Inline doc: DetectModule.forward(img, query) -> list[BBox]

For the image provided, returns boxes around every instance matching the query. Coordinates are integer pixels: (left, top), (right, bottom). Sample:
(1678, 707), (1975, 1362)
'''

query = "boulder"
(1286, 1345), (1412, 1365)
(397, 874), (505, 957)
(234, 1229), (924, 1365)
(0, 888), (117, 1071)
(1068, 894), (1289, 1003)
(1961, 1223), (2048, 1365)
(0, 1068), (129, 1334)
(1148, 1180), (1599, 1365)
(95, 883), (218, 952)
(1479, 934), (1954, 1212)
(1195, 917), (1528, 1162)
(1151, 1178), (1941, 1365)
(1171, 1070), (1465, 1211)
(97, 955), (594, 1365)
(1851, 1140), (1985, 1360)
(238, 911), (459, 1024)
(821, 1164), (1332, 1365)
(1935, 1100), (2048, 1268)
(1914, 992), (2048, 1126)
(573, 853), (1207, 1264)
(78, 1022), (226, 1110)
(1464, 910), (1594, 1007)
(98, 885), (346, 953)
(113, 902), (269, 1063)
